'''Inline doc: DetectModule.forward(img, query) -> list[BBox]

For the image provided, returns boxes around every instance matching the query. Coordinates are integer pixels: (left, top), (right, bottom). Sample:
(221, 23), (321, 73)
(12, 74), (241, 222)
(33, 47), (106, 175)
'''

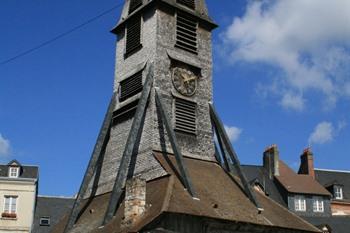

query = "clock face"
(172, 67), (198, 96)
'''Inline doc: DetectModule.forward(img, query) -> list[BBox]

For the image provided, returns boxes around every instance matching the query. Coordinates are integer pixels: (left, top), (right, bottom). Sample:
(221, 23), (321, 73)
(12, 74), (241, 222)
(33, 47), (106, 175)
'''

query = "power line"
(0, 2), (124, 67)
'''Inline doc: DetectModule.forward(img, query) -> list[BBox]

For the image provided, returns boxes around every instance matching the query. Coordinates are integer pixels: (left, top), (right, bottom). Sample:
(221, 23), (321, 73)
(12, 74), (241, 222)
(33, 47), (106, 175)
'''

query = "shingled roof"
(275, 161), (331, 196)
(242, 165), (286, 207)
(33, 196), (75, 233)
(303, 216), (350, 233)
(51, 152), (320, 233)
(315, 169), (350, 201)
(0, 161), (38, 179)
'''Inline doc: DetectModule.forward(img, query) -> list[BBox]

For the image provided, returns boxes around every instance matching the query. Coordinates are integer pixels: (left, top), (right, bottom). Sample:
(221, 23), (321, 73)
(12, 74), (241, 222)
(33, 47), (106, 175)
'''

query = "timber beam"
(102, 63), (154, 225)
(155, 89), (196, 198)
(209, 103), (263, 211)
(63, 93), (117, 233)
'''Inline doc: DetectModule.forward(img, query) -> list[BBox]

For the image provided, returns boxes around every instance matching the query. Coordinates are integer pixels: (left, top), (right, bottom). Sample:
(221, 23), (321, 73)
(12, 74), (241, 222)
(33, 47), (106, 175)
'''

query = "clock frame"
(172, 67), (198, 97)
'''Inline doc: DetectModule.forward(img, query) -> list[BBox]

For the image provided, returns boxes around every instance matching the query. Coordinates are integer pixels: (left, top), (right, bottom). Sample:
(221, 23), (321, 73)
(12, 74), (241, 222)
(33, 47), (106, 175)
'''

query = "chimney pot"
(298, 148), (315, 179)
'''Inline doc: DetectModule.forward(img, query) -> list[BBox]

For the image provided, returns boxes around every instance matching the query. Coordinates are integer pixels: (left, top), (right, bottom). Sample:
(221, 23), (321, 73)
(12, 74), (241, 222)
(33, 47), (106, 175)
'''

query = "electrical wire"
(0, 2), (124, 67)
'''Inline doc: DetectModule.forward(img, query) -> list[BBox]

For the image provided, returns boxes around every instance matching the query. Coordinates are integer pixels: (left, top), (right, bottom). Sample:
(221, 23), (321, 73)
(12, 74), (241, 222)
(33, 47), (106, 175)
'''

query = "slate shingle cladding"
(303, 216), (350, 233)
(0, 162), (38, 179)
(315, 169), (350, 201)
(33, 196), (74, 233)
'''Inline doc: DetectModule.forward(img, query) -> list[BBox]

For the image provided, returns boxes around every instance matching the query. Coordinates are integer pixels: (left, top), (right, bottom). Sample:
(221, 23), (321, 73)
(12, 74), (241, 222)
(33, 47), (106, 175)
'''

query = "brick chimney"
(263, 144), (280, 179)
(122, 177), (146, 227)
(298, 148), (315, 179)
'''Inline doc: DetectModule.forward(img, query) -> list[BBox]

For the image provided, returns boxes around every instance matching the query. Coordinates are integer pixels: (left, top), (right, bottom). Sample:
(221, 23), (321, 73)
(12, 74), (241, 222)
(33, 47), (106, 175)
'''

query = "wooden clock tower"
(52, 1), (322, 233)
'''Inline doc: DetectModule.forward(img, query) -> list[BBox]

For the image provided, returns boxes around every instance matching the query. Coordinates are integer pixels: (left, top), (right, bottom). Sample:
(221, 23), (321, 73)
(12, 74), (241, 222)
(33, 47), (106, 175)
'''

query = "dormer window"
(334, 186), (343, 200)
(40, 216), (51, 226)
(8, 167), (19, 178)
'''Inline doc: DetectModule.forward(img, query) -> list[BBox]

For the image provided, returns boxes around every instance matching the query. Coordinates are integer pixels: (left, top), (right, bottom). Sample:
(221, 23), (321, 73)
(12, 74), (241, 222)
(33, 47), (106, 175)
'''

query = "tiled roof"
(51, 152), (320, 233)
(315, 169), (350, 201)
(33, 196), (75, 233)
(275, 161), (331, 196)
(242, 165), (286, 207)
(303, 216), (350, 233)
(0, 163), (38, 179)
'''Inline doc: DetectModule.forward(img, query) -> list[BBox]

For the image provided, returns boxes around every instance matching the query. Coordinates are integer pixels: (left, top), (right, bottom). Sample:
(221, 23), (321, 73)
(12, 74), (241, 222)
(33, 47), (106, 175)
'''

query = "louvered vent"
(129, 0), (142, 14)
(175, 98), (197, 135)
(177, 0), (195, 9)
(126, 16), (142, 56)
(175, 12), (198, 54)
(119, 71), (143, 102)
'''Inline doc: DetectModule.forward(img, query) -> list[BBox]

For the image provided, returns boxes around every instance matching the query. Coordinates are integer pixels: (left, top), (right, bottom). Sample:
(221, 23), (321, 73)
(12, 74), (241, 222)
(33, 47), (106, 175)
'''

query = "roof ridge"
(315, 168), (350, 174)
(38, 195), (75, 199)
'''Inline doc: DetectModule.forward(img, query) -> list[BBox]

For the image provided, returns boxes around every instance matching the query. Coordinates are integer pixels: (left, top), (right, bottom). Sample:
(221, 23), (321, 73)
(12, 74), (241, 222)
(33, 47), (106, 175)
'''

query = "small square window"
(294, 195), (306, 212)
(8, 167), (19, 178)
(334, 186), (343, 200)
(40, 217), (50, 226)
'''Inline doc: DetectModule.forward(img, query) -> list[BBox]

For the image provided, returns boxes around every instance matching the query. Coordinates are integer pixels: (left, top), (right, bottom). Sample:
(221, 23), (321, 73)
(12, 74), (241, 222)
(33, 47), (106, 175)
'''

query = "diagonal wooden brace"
(63, 93), (117, 233)
(102, 64), (154, 226)
(209, 103), (263, 211)
(155, 89), (196, 198)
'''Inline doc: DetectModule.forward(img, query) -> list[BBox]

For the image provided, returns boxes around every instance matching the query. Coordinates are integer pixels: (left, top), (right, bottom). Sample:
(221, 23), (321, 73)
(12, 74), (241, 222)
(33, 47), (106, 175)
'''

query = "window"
(294, 195), (306, 211)
(119, 71), (143, 102)
(125, 15), (142, 56)
(177, 0), (195, 9)
(3, 196), (17, 214)
(175, 12), (198, 54)
(40, 216), (51, 226)
(174, 98), (197, 135)
(313, 197), (324, 212)
(129, 0), (142, 14)
(8, 167), (19, 178)
(334, 186), (343, 200)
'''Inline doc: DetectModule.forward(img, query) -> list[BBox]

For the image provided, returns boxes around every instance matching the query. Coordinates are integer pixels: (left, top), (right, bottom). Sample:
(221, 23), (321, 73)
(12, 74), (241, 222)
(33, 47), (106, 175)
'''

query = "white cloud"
(0, 134), (10, 157)
(308, 122), (334, 145)
(224, 125), (242, 143)
(308, 120), (347, 145)
(280, 92), (305, 111)
(223, 0), (350, 110)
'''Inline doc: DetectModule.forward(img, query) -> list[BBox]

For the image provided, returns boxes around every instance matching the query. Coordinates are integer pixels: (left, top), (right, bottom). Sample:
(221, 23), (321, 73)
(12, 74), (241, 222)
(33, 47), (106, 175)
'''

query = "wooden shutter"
(177, 0), (195, 9)
(175, 12), (198, 54)
(175, 98), (197, 135)
(119, 71), (143, 102)
(129, 0), (142, 14)
(126, 16), (142, 56)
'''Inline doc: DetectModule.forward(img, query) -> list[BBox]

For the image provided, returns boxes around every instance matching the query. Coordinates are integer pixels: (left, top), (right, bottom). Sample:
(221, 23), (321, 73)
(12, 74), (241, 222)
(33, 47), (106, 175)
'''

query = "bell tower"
(93, 0), (218, 196)
(55, 2), (322, 233)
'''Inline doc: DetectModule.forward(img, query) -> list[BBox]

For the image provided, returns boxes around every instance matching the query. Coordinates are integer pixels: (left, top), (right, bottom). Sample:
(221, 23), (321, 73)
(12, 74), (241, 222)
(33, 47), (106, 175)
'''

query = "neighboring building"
(314, 169), (350, 216)
(0, 160), (38, 233)
(243, 146), (332, 217)
(242, 146), (350, 233)
(50, 0), (321, 233)
(297, 148), (350, 216)
(32, 196), (74, 233)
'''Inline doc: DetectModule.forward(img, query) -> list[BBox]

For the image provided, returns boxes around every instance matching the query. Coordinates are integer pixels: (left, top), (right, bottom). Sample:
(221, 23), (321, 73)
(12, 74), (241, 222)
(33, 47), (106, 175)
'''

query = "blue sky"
(0, 0), (349, 196)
